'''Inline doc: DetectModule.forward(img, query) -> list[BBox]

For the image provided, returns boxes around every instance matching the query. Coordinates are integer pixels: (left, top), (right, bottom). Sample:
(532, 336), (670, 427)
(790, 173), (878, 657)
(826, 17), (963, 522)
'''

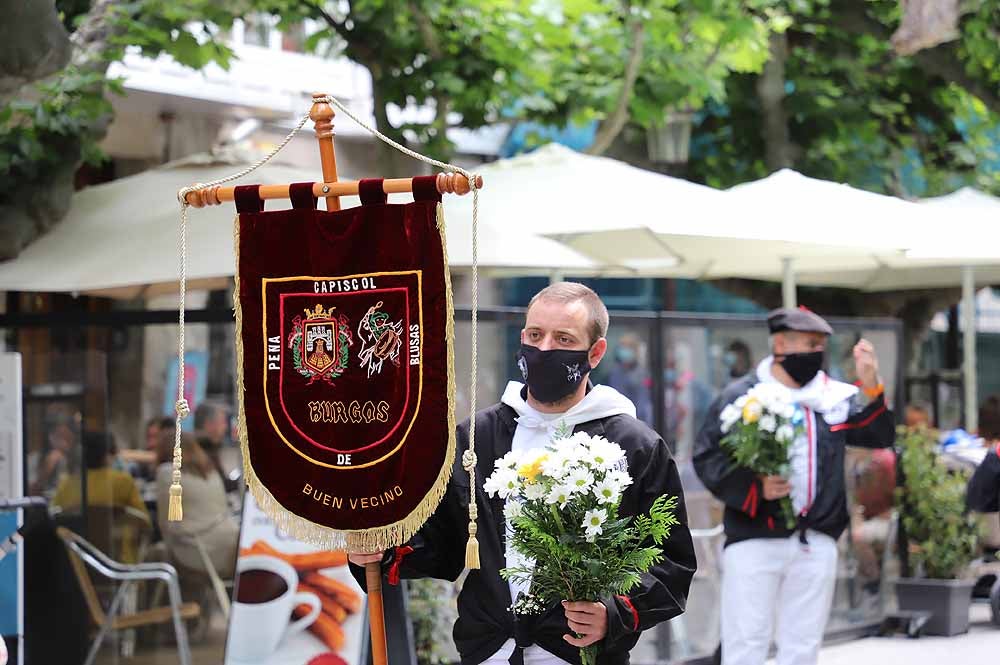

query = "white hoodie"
(484, 382), (637, 665)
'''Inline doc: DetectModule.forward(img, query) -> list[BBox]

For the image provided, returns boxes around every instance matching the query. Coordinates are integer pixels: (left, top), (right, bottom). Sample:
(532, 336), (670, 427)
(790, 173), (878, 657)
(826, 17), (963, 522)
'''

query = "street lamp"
(646, 108), (694, 165)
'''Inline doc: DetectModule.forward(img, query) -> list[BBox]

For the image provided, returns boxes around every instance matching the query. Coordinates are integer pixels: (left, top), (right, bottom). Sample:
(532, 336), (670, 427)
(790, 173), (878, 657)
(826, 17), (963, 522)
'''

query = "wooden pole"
(365, 561), (388, 665)
(178, 92), (484, 665)
(310, 92), (341, 212)
(314, 90), (385, 665)
(182, 172), (482, 208)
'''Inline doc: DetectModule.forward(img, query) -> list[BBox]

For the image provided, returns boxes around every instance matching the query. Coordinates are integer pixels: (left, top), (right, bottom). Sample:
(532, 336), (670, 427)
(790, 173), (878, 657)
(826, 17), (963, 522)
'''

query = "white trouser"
(481, 641), (572, 665)
(721, 532), (838, 665)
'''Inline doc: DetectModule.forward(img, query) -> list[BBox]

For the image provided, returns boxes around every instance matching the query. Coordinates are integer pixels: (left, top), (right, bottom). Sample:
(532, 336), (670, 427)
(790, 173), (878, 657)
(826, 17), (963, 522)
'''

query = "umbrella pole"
(962, 265), (978, 432)
(781, 258), (797, 308)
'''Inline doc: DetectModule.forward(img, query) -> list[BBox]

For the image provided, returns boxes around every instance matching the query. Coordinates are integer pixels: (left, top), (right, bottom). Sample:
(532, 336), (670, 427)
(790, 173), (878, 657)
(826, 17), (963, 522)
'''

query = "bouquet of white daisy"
(719, 382), (803, 529)
(484, 426), (678, 665)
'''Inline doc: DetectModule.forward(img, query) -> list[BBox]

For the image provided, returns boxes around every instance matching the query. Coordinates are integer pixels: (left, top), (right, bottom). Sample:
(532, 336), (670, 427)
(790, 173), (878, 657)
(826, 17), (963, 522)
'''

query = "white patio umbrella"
(904, 187), (1000, 430)
(0, 150), (596, 299)
(798, 186), (1000, 431)
(451, 149), (996, 425)
(447, 146), (915, 297)
(717, 179), (1000, 430)
(722, 168), (958, 302)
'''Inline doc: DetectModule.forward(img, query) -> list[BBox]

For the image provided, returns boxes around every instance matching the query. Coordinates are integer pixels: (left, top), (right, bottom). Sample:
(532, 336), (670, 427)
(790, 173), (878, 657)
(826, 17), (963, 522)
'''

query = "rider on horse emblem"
(358, 301), (404, 379)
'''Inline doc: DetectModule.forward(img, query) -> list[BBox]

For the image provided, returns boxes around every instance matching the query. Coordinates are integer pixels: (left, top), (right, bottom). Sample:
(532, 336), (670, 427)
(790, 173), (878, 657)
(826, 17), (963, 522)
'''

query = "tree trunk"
(891, 0), (961, 56)
(408, 1), (452, 163)
(828, 1), (1000, 115)
(0, 0), (70, 101)
(69, 0), (121, 73)
(586, 18), (645, 156)
(0, 0), (125, 259)
(756, 32), (796, 171)
(369, 65), (410, 178)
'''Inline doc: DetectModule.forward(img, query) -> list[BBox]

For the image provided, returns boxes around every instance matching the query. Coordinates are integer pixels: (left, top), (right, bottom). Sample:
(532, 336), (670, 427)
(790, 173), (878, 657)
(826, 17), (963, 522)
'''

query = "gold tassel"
(167, 467), (183, 521)
(168, 482), (183, 521)
(465, 524), (480, 570)
(168, 399), (189, 522)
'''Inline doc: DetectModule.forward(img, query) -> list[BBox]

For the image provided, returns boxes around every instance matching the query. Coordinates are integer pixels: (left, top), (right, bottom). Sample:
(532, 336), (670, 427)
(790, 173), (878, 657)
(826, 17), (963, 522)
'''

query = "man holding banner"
(351, 282), (696, 665)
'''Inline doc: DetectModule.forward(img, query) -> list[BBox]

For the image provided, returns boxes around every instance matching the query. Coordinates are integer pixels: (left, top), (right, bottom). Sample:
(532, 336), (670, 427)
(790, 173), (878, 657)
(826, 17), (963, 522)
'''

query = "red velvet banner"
(234, 177), (455, 550)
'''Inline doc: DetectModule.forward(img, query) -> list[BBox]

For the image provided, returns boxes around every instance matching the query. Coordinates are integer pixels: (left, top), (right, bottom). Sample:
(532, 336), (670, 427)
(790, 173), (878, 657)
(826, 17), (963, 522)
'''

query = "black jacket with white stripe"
(693, 373), (895, 547)
(351, 401), (696, 665)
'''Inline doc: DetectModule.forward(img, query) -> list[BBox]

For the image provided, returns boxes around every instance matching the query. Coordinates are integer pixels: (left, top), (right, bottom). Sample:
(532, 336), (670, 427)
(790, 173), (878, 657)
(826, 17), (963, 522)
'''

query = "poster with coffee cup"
(225, 494), (366, 665)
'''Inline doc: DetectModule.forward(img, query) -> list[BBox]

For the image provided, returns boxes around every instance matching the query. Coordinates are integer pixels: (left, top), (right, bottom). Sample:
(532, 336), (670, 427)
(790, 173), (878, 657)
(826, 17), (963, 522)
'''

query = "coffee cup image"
(227, 554), (322, 662)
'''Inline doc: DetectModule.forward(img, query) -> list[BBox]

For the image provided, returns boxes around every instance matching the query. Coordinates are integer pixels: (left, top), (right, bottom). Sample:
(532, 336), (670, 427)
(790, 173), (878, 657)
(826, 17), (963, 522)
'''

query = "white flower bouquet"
(719, 383), (803, 529)
(484, 426), (678, 665)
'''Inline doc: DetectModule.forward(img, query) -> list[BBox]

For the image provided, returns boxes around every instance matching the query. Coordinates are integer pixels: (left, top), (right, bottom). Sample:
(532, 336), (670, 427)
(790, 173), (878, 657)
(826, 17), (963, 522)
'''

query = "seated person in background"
(155, 431), (240, 578)
(52, 431), (151, 562)
(605, 333), (654, 425)
(903, 402), (932, 429)
(146, 416), (173, 453)
(135, 416), (176, 481)
(29, 416), (75, 496)
(107, 417), (177, 481)
(108, 436), (129, 473)
(195, 401), (240, 493)
(850, 448), (897, 589)
(850, 403), (931, 589)
(968, 397), (1000, 538)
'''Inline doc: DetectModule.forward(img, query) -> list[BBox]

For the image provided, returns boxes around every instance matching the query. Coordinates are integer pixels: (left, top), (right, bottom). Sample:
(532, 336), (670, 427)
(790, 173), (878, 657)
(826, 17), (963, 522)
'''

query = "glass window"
(8, 302), (903, 664)
(15, 318), (241, 664)
(592, 321), (656, 428)
(242, 14), (273, 48)
(281, 22), (307, 52)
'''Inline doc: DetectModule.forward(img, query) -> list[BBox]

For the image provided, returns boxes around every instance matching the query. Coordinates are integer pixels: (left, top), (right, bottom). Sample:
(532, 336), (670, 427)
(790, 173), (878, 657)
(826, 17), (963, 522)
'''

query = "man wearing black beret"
(694, 306), (895, 665)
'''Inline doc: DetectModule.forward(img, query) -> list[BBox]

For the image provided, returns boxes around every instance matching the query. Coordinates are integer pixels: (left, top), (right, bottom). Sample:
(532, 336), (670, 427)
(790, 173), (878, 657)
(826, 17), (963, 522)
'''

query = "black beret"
(767, 306), (833, 336)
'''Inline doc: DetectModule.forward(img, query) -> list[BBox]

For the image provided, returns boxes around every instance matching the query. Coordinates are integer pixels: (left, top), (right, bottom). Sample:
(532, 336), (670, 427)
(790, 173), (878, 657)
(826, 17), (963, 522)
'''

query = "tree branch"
(826, 2), (1000, 114)
(69, 0), (124, 74)
(0, 0), (125, 259)
(302, 0), (374, 60)
(409, 1), (442, 60)
(0, 0), (71, 101)
(304, 0), (346, 37)
(586, 17), (646, 155)
(408, 1), (450, 142)
(911, 44), (1000, 113)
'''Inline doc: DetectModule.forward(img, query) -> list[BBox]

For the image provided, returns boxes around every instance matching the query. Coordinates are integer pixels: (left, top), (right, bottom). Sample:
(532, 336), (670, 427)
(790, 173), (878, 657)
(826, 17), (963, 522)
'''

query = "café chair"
(177, 532), (233, 619)
(56, 526), (201, 665)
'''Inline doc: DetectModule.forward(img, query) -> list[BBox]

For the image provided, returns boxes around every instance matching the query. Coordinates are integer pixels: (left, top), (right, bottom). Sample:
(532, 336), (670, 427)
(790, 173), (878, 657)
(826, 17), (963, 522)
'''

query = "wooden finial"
(436, 173), (484, 195)
(310, 93), (341, 212)
(206, 186), (222, 206)
(310, 93), (335, 140)
(181, 186), (224, 208)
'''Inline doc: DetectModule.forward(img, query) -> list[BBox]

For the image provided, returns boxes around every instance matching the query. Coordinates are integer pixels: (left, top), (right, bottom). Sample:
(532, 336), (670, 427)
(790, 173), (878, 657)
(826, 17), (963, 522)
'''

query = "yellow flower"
(518, 453), (549, 483)
(742, 398), (762, 424)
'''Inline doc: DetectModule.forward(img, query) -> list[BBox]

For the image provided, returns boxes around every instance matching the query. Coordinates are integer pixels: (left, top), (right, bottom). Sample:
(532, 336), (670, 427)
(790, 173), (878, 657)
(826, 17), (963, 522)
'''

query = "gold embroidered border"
(232, 205), (456, 552)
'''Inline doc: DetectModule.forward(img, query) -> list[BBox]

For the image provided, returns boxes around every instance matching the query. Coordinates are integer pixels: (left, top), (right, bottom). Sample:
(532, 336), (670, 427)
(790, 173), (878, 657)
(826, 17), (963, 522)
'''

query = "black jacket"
(352, 402), (696, 665)
(693, 373), (895, 547)
(967, 442), (1000, 515)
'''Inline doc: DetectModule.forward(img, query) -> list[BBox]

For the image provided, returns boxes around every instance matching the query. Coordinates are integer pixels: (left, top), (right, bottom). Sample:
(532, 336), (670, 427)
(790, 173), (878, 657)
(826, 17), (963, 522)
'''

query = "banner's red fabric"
(235, 177), (453, 545)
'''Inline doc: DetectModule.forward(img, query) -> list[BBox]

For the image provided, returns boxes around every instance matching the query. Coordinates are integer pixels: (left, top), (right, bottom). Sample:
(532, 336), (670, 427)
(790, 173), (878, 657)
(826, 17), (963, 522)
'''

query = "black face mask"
(517, 344), (592, 404)
(777, 351), (824, 387)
